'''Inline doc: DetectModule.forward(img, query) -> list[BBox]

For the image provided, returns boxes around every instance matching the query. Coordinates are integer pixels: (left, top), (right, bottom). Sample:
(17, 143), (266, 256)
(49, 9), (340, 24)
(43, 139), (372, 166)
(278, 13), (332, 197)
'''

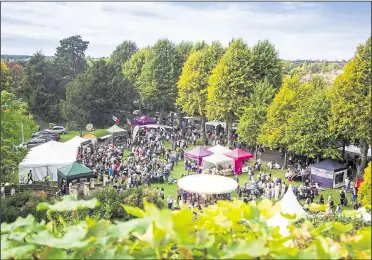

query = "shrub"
(359, 162), (371, 209)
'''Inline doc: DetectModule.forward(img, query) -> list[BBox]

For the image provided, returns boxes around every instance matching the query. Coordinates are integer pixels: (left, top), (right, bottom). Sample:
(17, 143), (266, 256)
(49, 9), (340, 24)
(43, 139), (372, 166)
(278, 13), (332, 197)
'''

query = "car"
(51, 126), (67, 135)
(27, 138), (49, 148)
(32, 130), (60, 141)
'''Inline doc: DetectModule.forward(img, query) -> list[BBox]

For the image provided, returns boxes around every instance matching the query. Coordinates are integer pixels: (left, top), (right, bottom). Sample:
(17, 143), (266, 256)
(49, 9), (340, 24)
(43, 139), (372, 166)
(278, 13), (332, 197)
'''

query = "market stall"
(184, 146), (213, 167)
(57, 161), (94, 186)
(133, 115), (157, 126)
(202, 154), (234, 174)
(310, 159), (348, 188)
(224, 148), (254, 175)
(177, 174), (238, 195)
(207, 144), (231, 154)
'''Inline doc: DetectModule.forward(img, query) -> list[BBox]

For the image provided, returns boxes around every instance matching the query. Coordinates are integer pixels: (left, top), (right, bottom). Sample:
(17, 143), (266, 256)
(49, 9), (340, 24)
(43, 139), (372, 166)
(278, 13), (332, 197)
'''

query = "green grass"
(59, 129), (109, 142)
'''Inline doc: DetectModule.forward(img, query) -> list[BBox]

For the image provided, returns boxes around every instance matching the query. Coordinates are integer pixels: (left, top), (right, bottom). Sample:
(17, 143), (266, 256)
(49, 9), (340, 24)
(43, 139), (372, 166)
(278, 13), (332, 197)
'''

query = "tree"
(19, 51), (60, 120)
(237, 78), (275, 155)
(5, 61), (24, 93)
(177, 42), (224, 137)
(191, 40), (208, 52)
(0, 61), (11, 92)
(252, 40), (283, 89)
(258, 75), (301, 167)
(61, 59), (134, 128)
(328, 37), (371, 177)
(123, 48), (152, 113)
(206, 39), (255, 145)
(54, 35), (89, 77)
(1, 90), (37, 183)
(176, 41), (194, 71)
(109, 40), (138, 72)
(358, 162), (371, 209)
(285, 76), (339, 162)
(136, 39), (180, 123)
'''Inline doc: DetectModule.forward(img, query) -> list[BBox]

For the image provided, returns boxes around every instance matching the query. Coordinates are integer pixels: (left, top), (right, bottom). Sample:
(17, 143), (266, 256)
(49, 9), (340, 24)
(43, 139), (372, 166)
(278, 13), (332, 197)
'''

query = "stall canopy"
(184, 146), (213, 167)
(83, 133), (97, 140)
(57, 162), (94, 185)
(19, 141), (78, 182)
(205, 120), (226, 128)
(267, 186), (307, 236)
(177, 174), (238, 194)
(311, 159), (348, 189)
(340, 145), (372, 158)
(65, 136), (85, 148)
(208, 144), (231, 154)
(202, 154), (234, 169)
(224, 148), (254, 175)
(107, 125), (127, 134)
(133, 115), (157, 126)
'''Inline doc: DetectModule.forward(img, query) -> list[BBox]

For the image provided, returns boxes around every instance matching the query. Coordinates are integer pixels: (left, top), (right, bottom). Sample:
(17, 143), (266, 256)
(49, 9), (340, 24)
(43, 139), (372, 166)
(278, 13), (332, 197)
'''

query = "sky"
(1, 2), (371, 60)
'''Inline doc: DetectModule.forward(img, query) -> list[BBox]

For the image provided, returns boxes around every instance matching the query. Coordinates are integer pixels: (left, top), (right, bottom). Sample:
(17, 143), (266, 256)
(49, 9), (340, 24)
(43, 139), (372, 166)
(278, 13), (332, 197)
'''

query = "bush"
(359, 162), (371, 209)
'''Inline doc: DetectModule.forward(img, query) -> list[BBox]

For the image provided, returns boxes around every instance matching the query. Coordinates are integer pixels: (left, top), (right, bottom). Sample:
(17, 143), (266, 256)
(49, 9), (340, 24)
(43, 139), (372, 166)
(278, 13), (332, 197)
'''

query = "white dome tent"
(207, 144), (231, 154)
(267, 185), (307, 236)
(177, 174), (238, 195)
(202, 153), (234, 169)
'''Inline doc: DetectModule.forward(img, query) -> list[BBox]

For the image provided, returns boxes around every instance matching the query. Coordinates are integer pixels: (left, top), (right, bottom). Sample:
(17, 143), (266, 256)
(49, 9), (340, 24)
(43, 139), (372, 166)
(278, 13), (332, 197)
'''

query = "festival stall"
(224, 148), (254, 175)
(64, 136), (86, 148)
(184, 146), (213, 167)
(310, 159), (348, 188)
(267, 186), (307, 236)
(205, 120), (226, 130)
(18, 141), (78, 182)
(140, 124), (173, 130)
(107, 125), (127, 134)
(207, 144), (231, 154)
(177, 174), (238, 195)
(202, 154), (234, 171)
(339, 145), (372, 158)
(57, 162), (94, 186)
(133, 115), (157, 126)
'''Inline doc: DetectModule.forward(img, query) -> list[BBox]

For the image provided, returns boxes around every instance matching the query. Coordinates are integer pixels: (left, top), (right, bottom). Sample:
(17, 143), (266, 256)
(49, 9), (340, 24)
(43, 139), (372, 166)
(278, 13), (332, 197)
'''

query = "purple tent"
(133, 115), (157, 126)
(310, 159), (348, 189)
(184, 146), (213, 167)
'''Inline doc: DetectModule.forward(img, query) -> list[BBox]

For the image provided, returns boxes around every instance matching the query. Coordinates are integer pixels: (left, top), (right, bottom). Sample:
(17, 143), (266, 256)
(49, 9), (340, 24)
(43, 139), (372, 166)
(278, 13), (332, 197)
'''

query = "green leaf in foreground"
(37, 196), (99, 212)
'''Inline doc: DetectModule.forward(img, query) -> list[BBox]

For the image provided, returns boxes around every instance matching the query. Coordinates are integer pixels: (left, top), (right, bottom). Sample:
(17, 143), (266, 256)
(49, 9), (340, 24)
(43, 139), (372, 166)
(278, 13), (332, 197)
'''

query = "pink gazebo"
(224, 148), (254, 175)
(184, 146), (213, 167)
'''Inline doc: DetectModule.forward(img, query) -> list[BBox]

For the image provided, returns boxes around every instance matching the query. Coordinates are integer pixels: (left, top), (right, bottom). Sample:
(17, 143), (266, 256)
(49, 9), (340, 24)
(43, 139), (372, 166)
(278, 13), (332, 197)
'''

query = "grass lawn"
(59, 129), (109, 142)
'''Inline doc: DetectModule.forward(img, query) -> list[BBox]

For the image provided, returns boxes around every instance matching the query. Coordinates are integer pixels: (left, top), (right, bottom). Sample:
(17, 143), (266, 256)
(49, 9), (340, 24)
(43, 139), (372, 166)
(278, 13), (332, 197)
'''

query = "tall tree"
(0, 61), (11, 92)
(136, 39), (180, 123)
(54, 35), (89, 78)
(206, 39), (254, 145)
(252, 40), (283, 89)
(5, 61), (24, 93)
(328, 37), (371, 177)
(1, 90), (37, 183)
(109, 40), (138, 72)
(285, 76), (339, 162)
(258, 75), (301, 167)
(191, 41), (208, 52)
(177, 42), (224, 137)
(62, 59), (134, 128)
(176, 41), (194, 71)
(237, 78), (275, 156)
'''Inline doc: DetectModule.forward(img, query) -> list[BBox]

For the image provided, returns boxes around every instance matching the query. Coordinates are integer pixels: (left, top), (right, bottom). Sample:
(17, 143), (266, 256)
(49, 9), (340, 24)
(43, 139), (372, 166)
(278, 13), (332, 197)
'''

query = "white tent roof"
(339, 145), (372, 157)
(107, 125), (127, 134)
(202, 154), (234, 169)
(177, 174), (238, 194)
(64, 136), (85, 147)
(356, 207), (372, 222)
(140, 124), (173, 129)
(205, 120), (226, 128)
(266, 214), (291, 236)
(207, 145), (231, 154)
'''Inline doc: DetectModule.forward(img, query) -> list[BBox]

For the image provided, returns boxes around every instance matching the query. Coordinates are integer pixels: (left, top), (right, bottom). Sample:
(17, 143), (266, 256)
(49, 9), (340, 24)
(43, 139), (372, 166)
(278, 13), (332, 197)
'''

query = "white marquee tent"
(339, 145), (372, 158)
(18, 141), (79, 182)
(202, 153), (234, 169)
(177, 174), (238, 195)
(64, 136), (85, 148)
(107, 125), (127, 134)
(207, 145), (231, 154)
(267, 186), (307, 236)
(205, 120), (226, 129)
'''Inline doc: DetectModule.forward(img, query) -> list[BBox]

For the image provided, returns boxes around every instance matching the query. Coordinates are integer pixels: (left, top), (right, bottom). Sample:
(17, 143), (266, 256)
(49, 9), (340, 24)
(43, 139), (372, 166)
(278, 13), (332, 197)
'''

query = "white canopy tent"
(205, 120), (226, 129)
(18, 141), (78, 182)
(64, 136), (85, 148)
(339, 145), (372, 158)
(140, 124), (173, 130)
(207, 145), (231, 154)
(202, 154), (234, 169)
(177, 174), (238, 195)
(267, 186), (307, 236)
(107, 125), (127, 134)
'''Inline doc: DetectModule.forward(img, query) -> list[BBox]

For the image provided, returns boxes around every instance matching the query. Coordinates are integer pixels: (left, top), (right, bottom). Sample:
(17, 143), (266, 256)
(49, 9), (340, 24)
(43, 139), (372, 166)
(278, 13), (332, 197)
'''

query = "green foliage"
(206, 39), (255, 125)
(1, 61), (11, 92)
(237, 78), (275, 147)
(252, 40), (283, 89)
(1, 197), (370, 259)
(109, 40), (138, 73)
(328, 37), (371, 175)
(1, 90), (37, 182)
(61, 59), (135, 128)
(359, 162), (372, 209)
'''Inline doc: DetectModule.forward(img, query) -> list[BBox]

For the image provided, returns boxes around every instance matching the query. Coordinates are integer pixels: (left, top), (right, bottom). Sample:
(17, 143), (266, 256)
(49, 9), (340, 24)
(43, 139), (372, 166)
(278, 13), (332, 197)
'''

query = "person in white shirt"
(167, 196), (173, 209)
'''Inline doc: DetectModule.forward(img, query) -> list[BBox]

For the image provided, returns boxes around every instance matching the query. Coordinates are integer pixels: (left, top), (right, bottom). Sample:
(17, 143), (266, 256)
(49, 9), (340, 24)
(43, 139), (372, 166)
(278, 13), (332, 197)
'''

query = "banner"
(311, 166), (333, 179)
(132, 125), (140, 141)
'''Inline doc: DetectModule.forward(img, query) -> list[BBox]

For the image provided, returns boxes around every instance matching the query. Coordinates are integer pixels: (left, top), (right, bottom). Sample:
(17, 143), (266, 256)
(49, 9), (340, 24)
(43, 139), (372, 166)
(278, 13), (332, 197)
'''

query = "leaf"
(332, 222), (353, 234)
(222, 240), (270, 258)
(109, 217), (152, 238)
(37, 196), (99, 212)
(1, 245), (36, 259)
(280, 212), (297, 220)
(308, 203), (326, 212)
(122, 205), (145, 218)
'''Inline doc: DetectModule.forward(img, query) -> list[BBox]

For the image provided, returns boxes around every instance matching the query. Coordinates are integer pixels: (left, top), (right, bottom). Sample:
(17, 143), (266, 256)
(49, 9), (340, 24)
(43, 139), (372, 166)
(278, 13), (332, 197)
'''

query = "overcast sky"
(1, 2), (370, 60)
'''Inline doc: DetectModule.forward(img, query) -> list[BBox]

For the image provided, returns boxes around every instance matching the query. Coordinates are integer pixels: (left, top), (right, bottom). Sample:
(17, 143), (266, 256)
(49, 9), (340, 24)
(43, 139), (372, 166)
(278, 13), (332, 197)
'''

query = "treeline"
(283, 60), (345, 76)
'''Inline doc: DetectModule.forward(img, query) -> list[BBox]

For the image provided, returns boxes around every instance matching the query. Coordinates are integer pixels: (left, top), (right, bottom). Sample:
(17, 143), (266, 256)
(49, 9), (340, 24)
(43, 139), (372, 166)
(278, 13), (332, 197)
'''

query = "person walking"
(27, 170), (34, 184)
(167, 196), (173, 210)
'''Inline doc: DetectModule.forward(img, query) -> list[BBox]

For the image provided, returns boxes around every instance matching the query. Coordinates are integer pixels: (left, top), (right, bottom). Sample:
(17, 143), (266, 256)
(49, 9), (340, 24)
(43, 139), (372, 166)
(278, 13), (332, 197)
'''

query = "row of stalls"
(184, 145), (254, 175)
